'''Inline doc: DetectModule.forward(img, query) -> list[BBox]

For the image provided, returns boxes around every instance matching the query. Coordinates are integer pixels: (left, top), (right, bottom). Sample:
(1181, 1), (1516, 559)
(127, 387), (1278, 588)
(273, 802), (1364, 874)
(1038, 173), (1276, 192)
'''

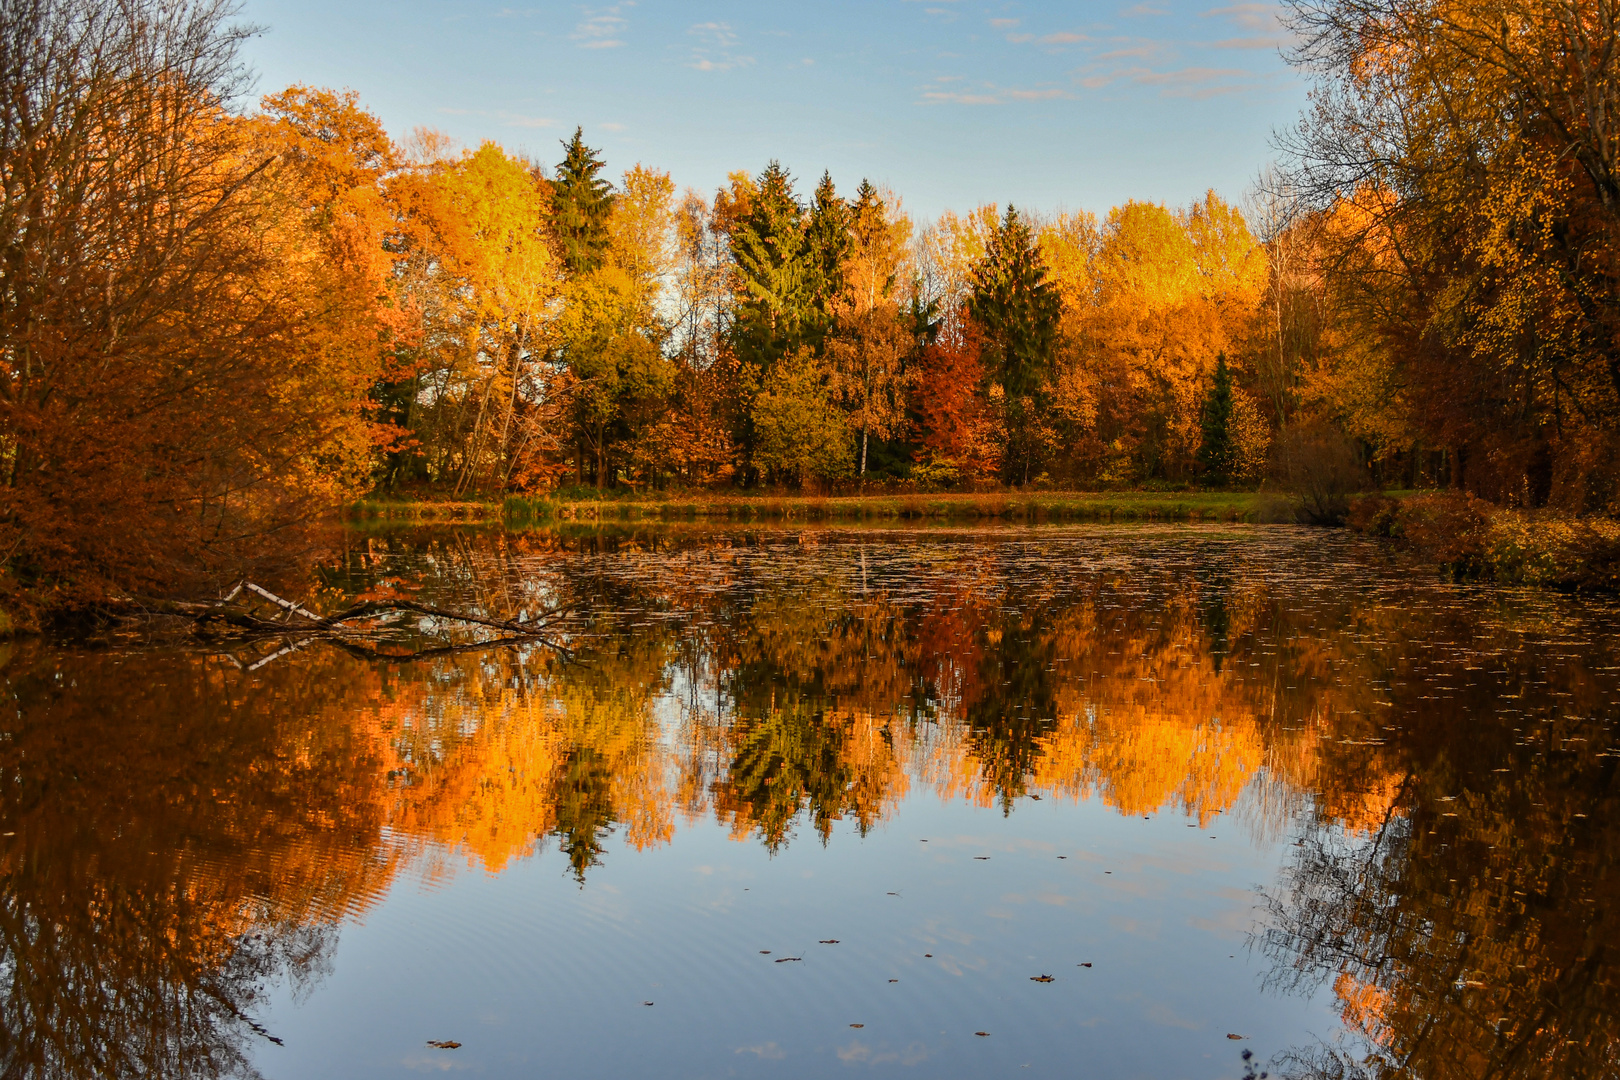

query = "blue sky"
(238, 0), (1305, 220)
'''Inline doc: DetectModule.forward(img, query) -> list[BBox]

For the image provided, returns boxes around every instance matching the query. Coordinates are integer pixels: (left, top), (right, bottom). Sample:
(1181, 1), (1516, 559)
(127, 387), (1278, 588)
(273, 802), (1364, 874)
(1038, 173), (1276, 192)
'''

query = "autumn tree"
(828, 181), (915, 482)
(392, 141), (559, 493)
(553, 160), (677, 489)
(1282, 0), (1620, 509)
(0, 0), (390, 604)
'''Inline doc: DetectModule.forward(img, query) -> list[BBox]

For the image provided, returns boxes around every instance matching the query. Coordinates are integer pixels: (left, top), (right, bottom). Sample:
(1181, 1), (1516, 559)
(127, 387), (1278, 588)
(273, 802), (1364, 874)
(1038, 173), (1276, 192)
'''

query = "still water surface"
(3, 524), (1618, 1079)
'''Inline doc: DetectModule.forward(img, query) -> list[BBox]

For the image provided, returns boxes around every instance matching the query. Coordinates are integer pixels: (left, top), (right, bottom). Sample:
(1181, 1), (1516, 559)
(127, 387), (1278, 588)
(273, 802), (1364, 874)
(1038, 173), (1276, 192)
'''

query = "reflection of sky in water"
(258, 789), (1333, 1079)
(4, 524), (1618, 1079)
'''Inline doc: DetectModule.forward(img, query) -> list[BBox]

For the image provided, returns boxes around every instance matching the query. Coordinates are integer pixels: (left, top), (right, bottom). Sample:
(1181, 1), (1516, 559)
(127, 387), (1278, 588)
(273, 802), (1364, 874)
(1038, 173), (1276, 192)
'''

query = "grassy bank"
(346, 498), (503, 522)
(1352, 493), (1620, 591)
(501, 489), (1267, 525)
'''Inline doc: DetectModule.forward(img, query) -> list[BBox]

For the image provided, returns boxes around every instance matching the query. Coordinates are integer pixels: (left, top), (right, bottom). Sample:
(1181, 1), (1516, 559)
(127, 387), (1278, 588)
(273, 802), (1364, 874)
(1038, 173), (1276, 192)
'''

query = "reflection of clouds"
(1145, 1002), (1204, 1030)
(736, 1042), (786, 1059)
(837, 1040), (931, 1065)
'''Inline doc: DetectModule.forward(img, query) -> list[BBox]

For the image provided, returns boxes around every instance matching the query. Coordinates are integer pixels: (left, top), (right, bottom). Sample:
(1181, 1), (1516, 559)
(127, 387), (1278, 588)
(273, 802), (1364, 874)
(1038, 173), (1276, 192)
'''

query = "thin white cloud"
(1210, 34), (1289, 48)
(1006, 29), (1092, 47)
(920, 80), (1072, 105)
(1121, 2), (1169, 14)
(1201, 3), (1280, 32)
(572, 4), (630, 49)
(1127, 65), (1258, 97)
(688, 21), (754, 71)
(989, 17), (1020, 28)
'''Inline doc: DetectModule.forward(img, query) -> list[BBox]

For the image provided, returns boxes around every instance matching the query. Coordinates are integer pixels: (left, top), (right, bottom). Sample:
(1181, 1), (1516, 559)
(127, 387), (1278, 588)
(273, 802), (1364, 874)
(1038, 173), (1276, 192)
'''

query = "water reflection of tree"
(14, 527), (1619, 1077)
(1258, 624), (1620, 1080)
(0, 645), (395, 1079)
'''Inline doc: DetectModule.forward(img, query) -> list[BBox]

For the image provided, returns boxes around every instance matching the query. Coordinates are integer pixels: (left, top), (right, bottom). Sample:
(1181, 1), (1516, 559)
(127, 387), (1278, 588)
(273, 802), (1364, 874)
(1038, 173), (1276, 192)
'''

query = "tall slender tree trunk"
(860, 428), (869, 490)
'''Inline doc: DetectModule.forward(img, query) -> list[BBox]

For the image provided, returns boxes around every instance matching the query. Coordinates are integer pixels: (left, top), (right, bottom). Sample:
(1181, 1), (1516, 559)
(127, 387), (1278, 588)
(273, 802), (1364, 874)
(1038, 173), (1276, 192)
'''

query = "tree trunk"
(860, 428), (869, 489)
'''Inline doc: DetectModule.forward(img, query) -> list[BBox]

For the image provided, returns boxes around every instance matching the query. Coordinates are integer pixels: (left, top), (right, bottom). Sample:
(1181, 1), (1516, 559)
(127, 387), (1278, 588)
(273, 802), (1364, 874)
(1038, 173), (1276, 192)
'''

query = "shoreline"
(351, 490), (1272, 525)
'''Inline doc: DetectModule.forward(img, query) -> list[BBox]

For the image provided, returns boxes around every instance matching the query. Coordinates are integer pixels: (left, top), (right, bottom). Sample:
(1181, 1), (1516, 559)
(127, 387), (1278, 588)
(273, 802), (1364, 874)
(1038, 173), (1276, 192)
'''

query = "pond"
(2, 523), (1617, 1079)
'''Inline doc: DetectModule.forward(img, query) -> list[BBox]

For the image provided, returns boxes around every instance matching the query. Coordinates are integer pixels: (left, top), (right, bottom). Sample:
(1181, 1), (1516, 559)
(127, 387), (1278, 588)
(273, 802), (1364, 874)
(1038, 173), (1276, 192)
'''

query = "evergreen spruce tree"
(550, 127), (615, 275)
(804, 171), (851, 327)
(730, 162), (813, 370)
(967, 206), (1060, 398)
(967, 206), (1060, 483)
(1197, 353), (1236, 487)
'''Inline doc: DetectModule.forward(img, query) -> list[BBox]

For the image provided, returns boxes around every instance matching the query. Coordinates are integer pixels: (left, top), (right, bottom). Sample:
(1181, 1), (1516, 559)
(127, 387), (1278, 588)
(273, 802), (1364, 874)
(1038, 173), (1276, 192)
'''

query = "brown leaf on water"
(850, 1023), (864, 1028)
(774, 956), (802, 963)
(1227, 1033), (1245, 1040)
(819, 939), (840, 944)
(974, 856), (990, 860)
(642, 1001), (654, 1006)
(1079, 962), (1092, 968)
(1030, 974), (1055, 982)
(975, 1031), (991, 1037)
(888, 978), (899, 983)
(759, 950), (771, 954)
(426, 1041), (461, 1050)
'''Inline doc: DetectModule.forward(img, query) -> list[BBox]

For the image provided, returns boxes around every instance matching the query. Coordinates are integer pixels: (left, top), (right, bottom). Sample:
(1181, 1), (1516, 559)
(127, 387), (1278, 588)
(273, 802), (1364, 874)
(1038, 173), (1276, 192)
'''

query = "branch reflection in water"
(0, 524), (1615, 1078)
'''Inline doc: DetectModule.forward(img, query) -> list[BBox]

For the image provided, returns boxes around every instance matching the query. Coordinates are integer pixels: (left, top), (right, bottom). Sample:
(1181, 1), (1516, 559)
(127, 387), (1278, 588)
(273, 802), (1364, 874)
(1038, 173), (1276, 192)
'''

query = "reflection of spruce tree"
(550, 746), (619, 884)
(722, 700), (859, 850)
(962, 615), (1060, 810)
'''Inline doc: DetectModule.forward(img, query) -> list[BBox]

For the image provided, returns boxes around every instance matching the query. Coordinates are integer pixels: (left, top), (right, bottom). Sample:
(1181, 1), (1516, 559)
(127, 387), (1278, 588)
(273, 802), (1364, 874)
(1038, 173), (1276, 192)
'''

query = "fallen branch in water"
(127, 582), (573, 656)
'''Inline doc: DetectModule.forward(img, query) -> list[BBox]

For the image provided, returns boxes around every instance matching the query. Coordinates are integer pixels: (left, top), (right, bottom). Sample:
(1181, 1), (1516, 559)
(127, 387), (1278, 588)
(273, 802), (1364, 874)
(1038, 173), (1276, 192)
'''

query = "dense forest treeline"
(4, 0), (1620, 599)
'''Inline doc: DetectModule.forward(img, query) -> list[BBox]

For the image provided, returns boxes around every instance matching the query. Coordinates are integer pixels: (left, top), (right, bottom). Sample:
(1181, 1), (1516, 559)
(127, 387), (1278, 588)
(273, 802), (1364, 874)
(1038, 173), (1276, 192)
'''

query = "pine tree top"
(551, 126), (616, 274)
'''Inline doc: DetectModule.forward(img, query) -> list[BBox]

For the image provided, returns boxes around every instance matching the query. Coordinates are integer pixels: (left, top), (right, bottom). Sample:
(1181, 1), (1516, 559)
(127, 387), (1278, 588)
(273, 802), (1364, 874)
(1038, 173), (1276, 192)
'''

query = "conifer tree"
(1197, 353), (1236, 487)
(730, 162), (813, 370)
(968, 207), (1060, 398)
(805, 172), (851, 328)
(550, 127), (616, 275)
(968, 206), (1061, 483)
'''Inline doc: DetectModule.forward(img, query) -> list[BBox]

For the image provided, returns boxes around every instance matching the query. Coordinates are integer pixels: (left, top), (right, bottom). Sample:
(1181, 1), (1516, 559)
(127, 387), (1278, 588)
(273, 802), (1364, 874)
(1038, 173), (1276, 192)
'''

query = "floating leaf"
(1227, 1033), (1245, 1040)
(775, 956), (802, 963)
(1030, 974), (1055, 983)
(850, 1023), (864, 1029)
(427, 1040), (461, 1050)
(1079, 962), (1092, 968)
(819, 939), (840, 944)
(975, 1031), (991, 1037)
